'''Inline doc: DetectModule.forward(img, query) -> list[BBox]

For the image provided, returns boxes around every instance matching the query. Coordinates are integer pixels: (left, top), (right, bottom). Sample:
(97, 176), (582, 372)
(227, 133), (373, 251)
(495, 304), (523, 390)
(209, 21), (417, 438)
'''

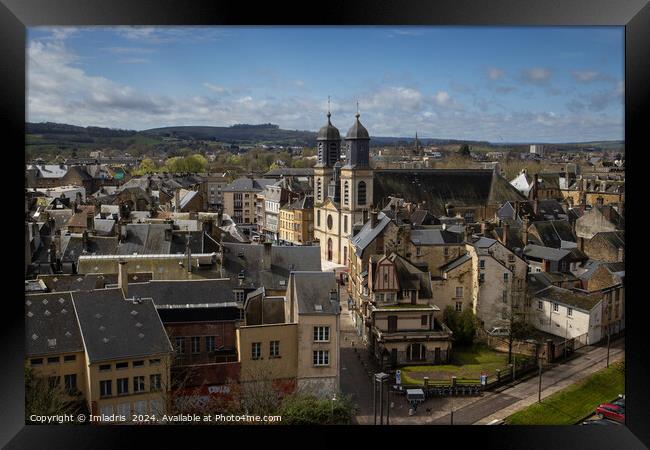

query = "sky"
(27, 26), (624, 143)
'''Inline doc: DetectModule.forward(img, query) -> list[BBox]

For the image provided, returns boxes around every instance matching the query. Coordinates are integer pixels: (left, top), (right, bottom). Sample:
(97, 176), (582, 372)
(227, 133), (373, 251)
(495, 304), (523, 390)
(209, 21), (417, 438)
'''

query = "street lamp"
(331, 393), (337, 421)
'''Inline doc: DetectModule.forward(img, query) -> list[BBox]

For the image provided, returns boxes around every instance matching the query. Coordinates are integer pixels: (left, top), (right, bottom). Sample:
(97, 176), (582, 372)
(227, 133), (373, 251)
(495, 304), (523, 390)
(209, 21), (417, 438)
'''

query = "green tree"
(278, 394), (354, 425)
(443, 306), (477, 345)
(132, 157), (158, 176)
(25, 366), (87, 421)
(458, 144), (471, 158)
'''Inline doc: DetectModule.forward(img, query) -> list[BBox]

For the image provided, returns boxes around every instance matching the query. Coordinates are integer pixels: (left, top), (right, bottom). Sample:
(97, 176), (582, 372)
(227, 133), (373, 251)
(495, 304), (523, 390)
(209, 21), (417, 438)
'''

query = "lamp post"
(374, 372), (389, 425)
(331, 393), (337, 422)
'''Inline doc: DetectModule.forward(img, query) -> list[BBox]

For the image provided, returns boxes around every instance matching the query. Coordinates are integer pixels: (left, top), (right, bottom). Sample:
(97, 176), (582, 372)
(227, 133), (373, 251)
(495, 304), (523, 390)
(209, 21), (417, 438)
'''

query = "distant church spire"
(327, 96), (331, 120)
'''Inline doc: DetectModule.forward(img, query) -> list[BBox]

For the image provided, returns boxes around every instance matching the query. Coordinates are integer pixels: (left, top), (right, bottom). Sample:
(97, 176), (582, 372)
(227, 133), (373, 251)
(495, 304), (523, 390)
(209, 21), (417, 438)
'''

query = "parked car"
(582, 418), (622, 426)
(613, 395), (625, 409)
(596, 403), (625, 423)
(488, 327), (510, 336)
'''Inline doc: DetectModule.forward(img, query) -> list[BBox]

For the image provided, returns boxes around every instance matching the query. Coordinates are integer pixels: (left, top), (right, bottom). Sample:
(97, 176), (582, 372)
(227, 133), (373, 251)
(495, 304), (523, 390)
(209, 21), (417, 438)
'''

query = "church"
(313, 110), (525, 265)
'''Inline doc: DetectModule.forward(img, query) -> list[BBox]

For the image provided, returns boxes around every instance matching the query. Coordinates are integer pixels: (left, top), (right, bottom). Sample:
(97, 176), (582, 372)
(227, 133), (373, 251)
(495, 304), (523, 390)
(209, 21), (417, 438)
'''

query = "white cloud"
(434, 90), (450, 106)
(486, 67), (504, 80)
(113, 26), (232, 44)
(571, 70), (615, 83)
(520, 67), (553, 85)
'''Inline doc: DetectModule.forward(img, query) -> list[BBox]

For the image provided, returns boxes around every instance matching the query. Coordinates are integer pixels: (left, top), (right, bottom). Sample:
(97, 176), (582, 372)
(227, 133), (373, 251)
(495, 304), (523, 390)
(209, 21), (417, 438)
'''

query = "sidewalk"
(474, 343), (625, 424)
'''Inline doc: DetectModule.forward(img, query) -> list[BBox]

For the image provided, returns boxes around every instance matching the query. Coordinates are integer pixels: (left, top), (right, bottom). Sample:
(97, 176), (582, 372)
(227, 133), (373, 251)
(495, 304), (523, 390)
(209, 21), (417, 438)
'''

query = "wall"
(28, 350), (87, 400)
(87, 353), (172, 416)
(236, 323), (298, 383)
(296, 314), (339, 395)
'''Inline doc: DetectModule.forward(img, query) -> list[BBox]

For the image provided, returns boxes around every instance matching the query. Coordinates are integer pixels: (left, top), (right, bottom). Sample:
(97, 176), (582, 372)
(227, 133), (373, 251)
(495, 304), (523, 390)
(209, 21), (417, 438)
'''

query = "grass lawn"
(400, 344), (531, 385)
(505, 361), (624, 425)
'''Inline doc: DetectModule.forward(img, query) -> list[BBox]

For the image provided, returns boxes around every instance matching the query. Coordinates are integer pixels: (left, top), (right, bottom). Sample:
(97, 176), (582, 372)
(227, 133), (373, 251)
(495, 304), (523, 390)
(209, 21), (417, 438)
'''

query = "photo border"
(1, 0), (648, 447)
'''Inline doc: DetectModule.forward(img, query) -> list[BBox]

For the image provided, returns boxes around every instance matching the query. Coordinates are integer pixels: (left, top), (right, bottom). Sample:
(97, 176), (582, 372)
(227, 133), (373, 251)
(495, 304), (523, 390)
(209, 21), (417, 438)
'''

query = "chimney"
(82, 230), (89, 251)
(480, 221), (487, 235)
(118, 261), (128, 297)
(370, 210), (378, 229)
(532, 173), (539, 201)
(618, 247), (624, 263)
(533, 198), (540, 216)
(513, 201), (519, 220)
(502, 222), (509, 245)
(522, 216), (530, 245)
(262, 242), (272, 270)
(185, 234), (192, 273)
(175, 189), (181, 213)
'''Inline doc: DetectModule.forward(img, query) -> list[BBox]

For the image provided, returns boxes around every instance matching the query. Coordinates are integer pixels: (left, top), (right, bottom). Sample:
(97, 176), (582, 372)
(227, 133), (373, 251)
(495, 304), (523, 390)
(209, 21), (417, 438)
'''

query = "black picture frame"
(2, 0), (648, 448)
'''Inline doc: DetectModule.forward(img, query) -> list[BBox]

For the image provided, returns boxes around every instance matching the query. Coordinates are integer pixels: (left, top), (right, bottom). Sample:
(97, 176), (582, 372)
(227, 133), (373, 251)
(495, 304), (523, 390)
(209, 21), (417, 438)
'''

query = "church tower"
(340, 107), (374, 233)
(314, 102), (341, 205)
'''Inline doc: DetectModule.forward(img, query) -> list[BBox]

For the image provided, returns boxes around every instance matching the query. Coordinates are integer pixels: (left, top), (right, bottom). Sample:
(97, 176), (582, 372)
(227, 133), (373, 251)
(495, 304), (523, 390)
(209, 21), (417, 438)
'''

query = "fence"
(392, 357), (539, 397)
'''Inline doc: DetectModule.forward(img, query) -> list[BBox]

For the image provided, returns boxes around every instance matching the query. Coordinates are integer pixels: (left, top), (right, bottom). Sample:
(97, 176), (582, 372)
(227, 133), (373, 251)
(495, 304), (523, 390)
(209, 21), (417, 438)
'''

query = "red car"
(596, 403), (625, 423)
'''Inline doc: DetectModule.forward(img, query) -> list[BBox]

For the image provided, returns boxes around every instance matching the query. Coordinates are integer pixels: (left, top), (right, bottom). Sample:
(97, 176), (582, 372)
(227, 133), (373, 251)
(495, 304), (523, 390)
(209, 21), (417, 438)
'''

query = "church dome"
(346, 112), (370, 140)
(317, 112), (341, 141)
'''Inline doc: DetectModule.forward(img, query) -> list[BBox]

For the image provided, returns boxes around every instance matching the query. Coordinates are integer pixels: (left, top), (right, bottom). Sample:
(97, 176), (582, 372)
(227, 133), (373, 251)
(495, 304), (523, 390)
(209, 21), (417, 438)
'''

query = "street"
(337, 284), (625, 425)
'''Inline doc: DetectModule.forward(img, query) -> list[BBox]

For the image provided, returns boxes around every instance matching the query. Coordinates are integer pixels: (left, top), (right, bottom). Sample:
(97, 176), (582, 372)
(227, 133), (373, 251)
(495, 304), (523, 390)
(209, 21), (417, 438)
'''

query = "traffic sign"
(395, 370), (402, 385)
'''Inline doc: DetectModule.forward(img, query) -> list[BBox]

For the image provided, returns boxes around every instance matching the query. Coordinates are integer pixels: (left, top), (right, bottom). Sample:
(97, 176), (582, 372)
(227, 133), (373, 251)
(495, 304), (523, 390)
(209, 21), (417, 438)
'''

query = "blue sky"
(27, 26), (624, 143)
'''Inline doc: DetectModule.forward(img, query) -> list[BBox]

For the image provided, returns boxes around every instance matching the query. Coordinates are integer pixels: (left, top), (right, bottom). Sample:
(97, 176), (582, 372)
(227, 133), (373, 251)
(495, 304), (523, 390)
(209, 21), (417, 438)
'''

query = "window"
(64, 355), (76, 363)
(313, 326), (330, 342)
(509, 265), (515, 273)
(99, 363), (111, 372)
(99, 405), (114, 417)
(235, 290), (245, 303)
(117, 403), (130, 417)
(553, 303), (559, 312)
(47, 356), (60, 364)
(150, 374), (162, 391)
(117, 378), (129, 395)
(205, 336), (216, 353)
(191, 336), (201, 354)
(116, 361), (128, 370)
(416, 246), (422, 256)
(133, 376), (145, 393)
(64, 374), (77, 393)
(313, 350), (330, 366)
(567, 307), (573, 317)
(317, 210), (321, 227)
(479, 260), (485, 269)
(455, 301), (462, 312)
(175, 337), (185, 354)
(444, 247), (449, 257)
(327, 214), (333, 230)
(134, 401), (147, 415)
(357, 181), (366, 205)
(503, 273), (509, 282)
(421, 315), (428, 326)
(455, 287), (463, 298)
(251, 342), (261, 360)
(150, 399), (164, 415)
(132, 360), (144, 368)
(100, 380), (112, 398)
(47, 376), (60, 388)
(30, 358), (43, 366)
(344, 215), (348, 233)
(503, 291), (508, 303)
(479, 273), (485, 282)
(375, 293), (384, 302)
(344, 181), (349, 205)
(538, 301), (544, 310)
(149, 359), (160, 366)
(270, 340), (280, 358)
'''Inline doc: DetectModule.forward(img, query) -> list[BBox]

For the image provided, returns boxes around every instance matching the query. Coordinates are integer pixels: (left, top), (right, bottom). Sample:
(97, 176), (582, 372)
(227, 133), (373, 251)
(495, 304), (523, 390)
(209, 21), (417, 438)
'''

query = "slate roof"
(410, 209), (435, 227)
(591, 231), (625, 249)
(72, 288), (173, 363)
(529, 220), (576, 248)
(222, 242), (321, 290)
(317, 114), (341, 141)
(285, 195), (314, 210)
(350, 211), (392, 256)
(439, 253), (472, 273)
(410, 228), (463, 245)
(64, 165), (93, 181)
(129, 279), (236, 307)
(61, 235), (119, 263)
(264, 168), (314, 177)
(291, 271), (340, 315)
(117, 224), (172, 255)
(222, 177), (275, 192)
(346, 114), (370, 140)
(523, 244), (571, 261)
(93, 218), (116, 235)
(535, 286), (601, 312)
(179, 190), (198, 210)
(25, 292), (84, 357)
(385, 253), (433, 298)
(373, 169), (525, 216)
(28, 165), (68, 178)
(37, 272), (153, 292)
